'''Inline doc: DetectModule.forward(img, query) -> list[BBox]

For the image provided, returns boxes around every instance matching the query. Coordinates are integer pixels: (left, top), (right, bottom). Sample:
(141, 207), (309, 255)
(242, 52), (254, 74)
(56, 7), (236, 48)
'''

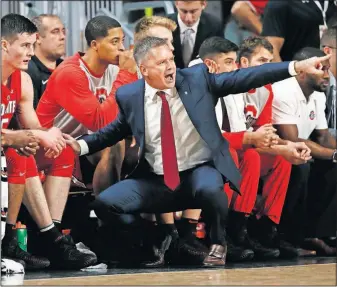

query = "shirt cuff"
(288, 61), (298, 76)
(78, 139), (89, 156)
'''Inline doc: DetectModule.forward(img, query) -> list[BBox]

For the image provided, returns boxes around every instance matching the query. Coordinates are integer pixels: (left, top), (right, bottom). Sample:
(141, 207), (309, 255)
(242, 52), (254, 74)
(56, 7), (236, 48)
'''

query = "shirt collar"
(177, 13), (200, 34)
(294, 77), (316, 103)
(144, 81), (176, 102)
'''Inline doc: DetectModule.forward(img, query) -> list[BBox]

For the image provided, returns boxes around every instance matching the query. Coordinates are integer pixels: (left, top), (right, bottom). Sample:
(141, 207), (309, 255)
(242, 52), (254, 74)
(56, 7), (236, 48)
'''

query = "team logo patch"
(95, 87), (108, 103)
(244, 104), (258, 129)
(309, 111), (315, 120)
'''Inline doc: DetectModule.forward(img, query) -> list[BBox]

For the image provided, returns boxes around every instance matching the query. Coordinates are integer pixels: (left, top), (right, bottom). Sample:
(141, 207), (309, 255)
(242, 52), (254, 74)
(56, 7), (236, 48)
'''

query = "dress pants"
(91, 162), (229, 245)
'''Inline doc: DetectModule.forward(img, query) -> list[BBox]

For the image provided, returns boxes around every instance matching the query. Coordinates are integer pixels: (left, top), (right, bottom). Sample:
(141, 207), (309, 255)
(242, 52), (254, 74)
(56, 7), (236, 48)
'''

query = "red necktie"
(158, 91), (180, 191)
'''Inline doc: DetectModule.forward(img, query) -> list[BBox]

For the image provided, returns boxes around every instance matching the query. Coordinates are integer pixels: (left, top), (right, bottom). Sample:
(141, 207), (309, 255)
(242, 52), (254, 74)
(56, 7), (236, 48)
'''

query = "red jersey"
(1, 70), (21, 129)
(243, 84), (273, 129)
(36, 53), (122, 138)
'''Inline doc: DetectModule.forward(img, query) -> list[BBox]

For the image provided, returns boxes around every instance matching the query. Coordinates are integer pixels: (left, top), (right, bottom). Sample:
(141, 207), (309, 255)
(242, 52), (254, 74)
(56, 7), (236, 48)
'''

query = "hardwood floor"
(23, 263), (336, 286)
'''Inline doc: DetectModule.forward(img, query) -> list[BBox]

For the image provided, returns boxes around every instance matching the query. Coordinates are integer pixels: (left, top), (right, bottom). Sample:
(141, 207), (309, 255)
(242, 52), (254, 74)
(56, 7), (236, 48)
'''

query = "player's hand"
(286, 141), (312, 161)
(16, 145), (39, 157)
(274, 144), (310, 165)
(4, 130), (40, 151)
(118, 49), (137, 74)
(252, 124), (279, 148)
(62, 133), (81, 155)
(294, 54), (331, 76)
(38, 127), (66, 158)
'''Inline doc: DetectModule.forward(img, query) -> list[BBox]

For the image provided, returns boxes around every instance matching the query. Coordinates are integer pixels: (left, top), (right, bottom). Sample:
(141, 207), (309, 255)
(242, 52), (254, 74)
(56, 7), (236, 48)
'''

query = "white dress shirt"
(144, 82), (212, 174)
(272, 77), (328, 140)
(177, 14), (200, 47)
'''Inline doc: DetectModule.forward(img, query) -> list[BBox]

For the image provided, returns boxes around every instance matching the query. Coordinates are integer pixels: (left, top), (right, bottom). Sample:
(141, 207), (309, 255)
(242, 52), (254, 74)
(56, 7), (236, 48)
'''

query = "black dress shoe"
(233, 223), (279, 260)
(174, 235), (209, 265)
(203, 244), (227, 267)
(226, 238), (254, 262)
(141, 229), (173, 268)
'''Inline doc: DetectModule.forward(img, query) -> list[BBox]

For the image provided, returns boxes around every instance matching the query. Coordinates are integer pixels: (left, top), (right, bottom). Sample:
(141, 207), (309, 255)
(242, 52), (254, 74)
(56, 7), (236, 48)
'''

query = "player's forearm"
(110, 70), (138, 97)
(232, 2), (262, 35)
(300, 138), (335, 160)
(317, 133), (337, 150)
(1, 129), (14, 147)
(255, 145), (285, 156)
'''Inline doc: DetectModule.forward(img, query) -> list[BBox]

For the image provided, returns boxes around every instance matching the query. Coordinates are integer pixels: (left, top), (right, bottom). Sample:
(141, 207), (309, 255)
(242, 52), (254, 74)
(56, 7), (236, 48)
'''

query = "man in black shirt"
(262, 0), (336, 62)
(28, 14), (65, 108)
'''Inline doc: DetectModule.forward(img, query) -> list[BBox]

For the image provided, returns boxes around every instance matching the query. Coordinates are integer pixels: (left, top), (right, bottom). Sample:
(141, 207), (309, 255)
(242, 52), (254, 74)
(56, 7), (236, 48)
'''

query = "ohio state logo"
(309, 111), (315, 120)
(95, 87), (108, 103)
(244, 104), (258, 129)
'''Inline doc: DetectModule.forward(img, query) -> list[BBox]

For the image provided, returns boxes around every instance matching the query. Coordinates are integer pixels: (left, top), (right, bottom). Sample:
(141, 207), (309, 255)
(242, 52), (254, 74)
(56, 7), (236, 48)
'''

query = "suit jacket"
(167, 12), (224, 69)
(81, 61), (291, 192)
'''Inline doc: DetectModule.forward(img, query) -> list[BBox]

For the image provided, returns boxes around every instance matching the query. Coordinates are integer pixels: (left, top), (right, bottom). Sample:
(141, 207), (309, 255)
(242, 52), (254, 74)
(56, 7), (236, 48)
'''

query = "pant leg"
(306, 160), (336, 238)
(225, 147), (240, 206)
(91, 173), (179, 224)
(232, 149), (261, 214)
(257, 154), (292, 224)
(181, 164), (227, 246)
(279, 163), (310, 242)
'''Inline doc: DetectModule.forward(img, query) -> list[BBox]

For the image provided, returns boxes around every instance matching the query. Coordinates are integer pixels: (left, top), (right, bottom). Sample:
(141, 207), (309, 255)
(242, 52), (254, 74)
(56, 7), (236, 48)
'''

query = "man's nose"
(185, 13), (193, 22)
(28, 45), (34, 57)
(119, 42), (125, 51)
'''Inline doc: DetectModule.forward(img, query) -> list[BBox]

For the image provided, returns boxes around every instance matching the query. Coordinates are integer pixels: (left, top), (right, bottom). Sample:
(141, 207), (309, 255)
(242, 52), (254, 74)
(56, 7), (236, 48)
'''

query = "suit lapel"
(134, 79), (145, 153)
(172, 14), (183, 67)
(175, 71), (213, 145)
(193, 14), (206, 57)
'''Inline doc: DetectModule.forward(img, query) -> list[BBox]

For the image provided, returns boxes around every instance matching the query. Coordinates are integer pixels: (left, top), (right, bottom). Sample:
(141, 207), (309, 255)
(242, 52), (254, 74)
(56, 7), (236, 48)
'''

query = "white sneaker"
(1, 258), (25, 274)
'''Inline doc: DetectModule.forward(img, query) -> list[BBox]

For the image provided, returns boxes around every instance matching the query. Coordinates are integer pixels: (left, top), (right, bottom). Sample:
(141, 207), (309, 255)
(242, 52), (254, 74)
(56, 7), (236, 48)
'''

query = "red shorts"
(5, 145), (75, 185)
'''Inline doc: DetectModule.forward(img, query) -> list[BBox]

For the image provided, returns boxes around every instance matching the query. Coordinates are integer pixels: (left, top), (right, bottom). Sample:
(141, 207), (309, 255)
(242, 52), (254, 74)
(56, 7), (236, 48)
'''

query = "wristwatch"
(332, 149), (337, 163)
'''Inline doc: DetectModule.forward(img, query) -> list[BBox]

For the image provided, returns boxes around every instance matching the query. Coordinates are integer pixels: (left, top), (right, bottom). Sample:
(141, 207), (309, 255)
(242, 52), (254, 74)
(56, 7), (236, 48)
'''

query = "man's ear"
(323, 46), (332, 56)
(204, 58), (218, 74)
(201, 0), (207, 10)
(139, 64), (148, 77)
(90, 40), (99, 51)
(240, 57), (249, 68)
(203, 58), (213, 70)
(1, 39), (9, 53)
(35, 33), (42, 45)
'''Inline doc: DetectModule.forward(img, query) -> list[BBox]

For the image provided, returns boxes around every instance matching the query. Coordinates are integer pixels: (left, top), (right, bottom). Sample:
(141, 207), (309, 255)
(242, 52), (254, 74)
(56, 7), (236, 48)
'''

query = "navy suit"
(84, 61), (292, 244)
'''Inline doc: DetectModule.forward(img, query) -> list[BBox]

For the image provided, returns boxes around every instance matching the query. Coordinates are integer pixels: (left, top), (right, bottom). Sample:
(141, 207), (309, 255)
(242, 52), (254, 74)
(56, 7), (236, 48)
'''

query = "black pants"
(280, 160), (336, 242)
(91, 162), (229, 246)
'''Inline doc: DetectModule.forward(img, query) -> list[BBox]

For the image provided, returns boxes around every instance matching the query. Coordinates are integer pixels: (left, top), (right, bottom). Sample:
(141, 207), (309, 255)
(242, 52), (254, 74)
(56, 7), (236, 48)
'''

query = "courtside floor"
(14, 256), (336, 285)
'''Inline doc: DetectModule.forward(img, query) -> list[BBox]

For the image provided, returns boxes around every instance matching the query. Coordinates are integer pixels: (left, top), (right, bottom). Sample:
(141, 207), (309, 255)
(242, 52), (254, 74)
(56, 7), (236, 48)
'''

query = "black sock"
(39, 224), (62, 243)
(3, 223), (16, 242)
(177, 218), (198, 239)
(158, 223), (178, 237)
(52, 220), (62, 233)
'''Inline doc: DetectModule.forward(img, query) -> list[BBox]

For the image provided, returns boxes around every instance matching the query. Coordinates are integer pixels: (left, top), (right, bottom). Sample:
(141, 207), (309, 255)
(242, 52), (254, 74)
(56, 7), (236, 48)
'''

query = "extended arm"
(75, 94), (132, 156)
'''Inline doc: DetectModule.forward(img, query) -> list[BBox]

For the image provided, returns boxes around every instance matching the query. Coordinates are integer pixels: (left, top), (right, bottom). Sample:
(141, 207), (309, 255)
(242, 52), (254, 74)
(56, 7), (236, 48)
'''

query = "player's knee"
(275, 155), (292, 172)
(242, 148), (260, 163)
